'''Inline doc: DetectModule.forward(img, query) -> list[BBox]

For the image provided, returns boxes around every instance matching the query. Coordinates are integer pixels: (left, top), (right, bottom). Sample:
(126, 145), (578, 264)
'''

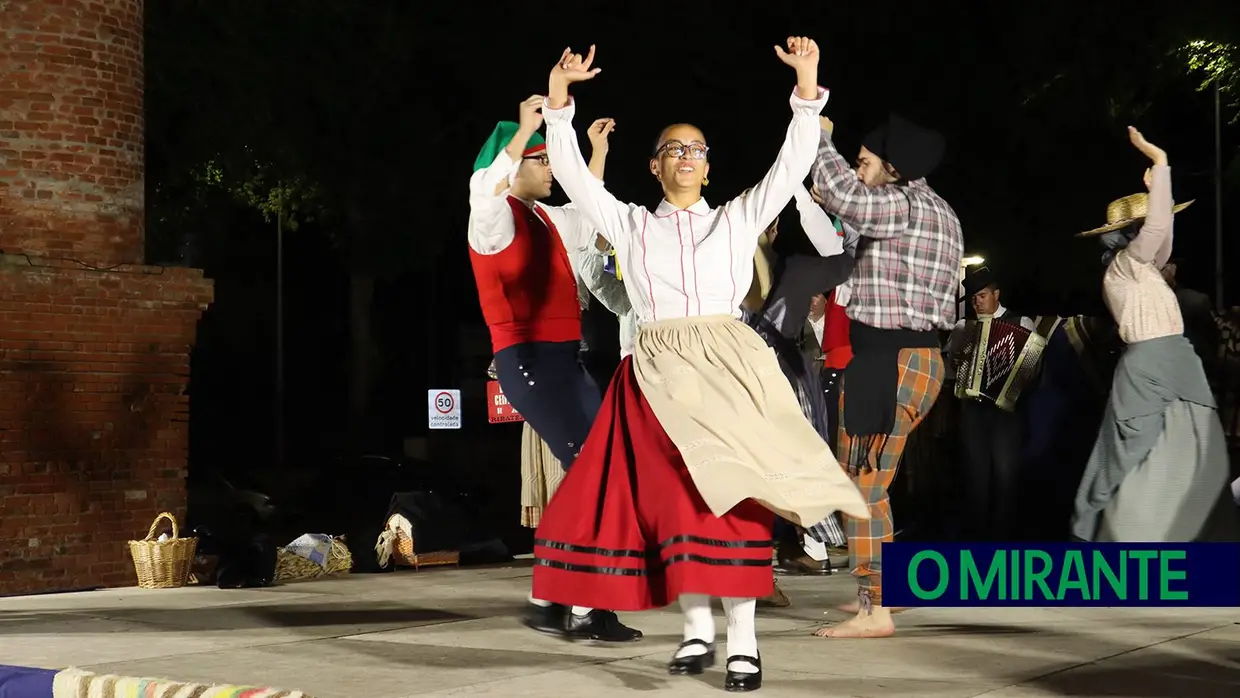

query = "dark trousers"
(958, 400), (1025, 540)
(494, 340), (602, 468)
(822, 367), (844, 451)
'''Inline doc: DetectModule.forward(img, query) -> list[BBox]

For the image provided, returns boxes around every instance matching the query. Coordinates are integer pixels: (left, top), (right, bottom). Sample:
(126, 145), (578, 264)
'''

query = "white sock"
(802, 534), (828, 562)
(722, 597), (759, 674)
(674, 593), (714, 658)
(528, 594), (552, 607)
(571, 606), (593, 616)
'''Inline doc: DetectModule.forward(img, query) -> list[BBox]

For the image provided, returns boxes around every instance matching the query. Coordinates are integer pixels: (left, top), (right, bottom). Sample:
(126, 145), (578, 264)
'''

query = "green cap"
(473, 121), (546, 173)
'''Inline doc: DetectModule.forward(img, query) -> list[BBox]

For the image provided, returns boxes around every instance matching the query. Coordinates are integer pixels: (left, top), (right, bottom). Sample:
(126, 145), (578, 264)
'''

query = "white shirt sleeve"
(538, 203), (597, 279)
(467, 151), (522, 255)
(793, 184), (844, 257)
(721, 87), (829, 239)
(541, 98), (639, 250)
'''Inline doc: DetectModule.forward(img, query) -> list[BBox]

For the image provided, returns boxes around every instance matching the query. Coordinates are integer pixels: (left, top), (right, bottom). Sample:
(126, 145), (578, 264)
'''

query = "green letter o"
(909, 551), (950, 599)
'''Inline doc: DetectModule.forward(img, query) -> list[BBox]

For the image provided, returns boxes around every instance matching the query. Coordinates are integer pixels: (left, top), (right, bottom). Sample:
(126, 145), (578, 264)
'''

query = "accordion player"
(953, 314), (1060, 412)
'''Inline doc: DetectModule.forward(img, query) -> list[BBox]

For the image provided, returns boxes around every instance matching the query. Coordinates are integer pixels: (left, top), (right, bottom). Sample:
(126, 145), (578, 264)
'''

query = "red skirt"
(532, 357), (774, 611)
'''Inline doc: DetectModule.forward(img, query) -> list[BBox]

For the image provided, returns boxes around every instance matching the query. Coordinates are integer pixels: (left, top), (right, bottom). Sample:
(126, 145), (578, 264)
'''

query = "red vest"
(470, 196), (582, 353)
(822, 289), (853, 369)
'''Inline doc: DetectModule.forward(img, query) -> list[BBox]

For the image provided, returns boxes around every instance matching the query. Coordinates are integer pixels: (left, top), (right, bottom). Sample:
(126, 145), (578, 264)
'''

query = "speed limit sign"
(427, 389), (462, 429)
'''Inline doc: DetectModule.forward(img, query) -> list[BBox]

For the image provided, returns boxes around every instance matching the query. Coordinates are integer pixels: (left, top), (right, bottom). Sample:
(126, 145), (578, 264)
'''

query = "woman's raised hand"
(1128, 126), (1168, 167)
(551, 46), (601, 85)
(774, 36), (820, 70)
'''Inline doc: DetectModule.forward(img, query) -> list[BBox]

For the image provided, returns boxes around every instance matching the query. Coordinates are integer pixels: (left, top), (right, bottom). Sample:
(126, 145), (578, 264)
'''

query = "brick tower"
(0, 0), (214, 594)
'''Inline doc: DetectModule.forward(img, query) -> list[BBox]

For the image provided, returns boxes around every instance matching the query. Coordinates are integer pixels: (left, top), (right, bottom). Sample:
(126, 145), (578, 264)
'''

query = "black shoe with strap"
(565, 609), (643, 642)
(667, 639), (716, 675)
(724, 653), (762, 692)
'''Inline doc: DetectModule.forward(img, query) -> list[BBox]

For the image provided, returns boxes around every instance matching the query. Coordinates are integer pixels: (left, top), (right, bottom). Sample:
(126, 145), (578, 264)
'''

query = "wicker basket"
(128, 512), (198, 589)
(392, 525), (459, 570)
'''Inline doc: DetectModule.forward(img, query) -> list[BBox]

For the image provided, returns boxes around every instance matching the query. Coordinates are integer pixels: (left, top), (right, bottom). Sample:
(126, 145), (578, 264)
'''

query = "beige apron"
(632, 314), (869, 526)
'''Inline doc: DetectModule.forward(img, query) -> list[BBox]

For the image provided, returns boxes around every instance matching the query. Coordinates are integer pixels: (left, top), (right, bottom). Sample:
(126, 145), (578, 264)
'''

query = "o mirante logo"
(883, 543), (1240, 607)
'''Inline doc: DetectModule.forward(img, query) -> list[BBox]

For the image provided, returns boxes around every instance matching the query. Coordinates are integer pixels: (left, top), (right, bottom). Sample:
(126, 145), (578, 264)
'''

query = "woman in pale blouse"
(528, 40), (867, 692)
(1071, 127), (1233, 543)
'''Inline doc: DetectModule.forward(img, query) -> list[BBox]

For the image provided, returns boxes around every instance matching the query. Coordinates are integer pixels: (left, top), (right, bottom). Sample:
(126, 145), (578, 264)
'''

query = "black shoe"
(724, 654), (762, 692)
(774, 552), (833, 576)
(522, 602), (567, 636)
(667, 639), (716, 675)
(565, 609), (643, 642)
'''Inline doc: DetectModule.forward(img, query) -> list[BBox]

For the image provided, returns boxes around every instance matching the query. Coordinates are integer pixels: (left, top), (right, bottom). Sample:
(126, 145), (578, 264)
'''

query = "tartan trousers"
(837, 348), (944, 604)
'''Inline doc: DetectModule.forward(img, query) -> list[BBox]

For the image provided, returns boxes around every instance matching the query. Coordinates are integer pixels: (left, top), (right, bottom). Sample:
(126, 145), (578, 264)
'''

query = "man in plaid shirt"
(808, 112), (963, 639)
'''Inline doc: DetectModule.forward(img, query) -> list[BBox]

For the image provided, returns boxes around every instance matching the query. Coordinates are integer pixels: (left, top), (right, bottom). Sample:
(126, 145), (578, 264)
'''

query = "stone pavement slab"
(0, 563), (1235, 697)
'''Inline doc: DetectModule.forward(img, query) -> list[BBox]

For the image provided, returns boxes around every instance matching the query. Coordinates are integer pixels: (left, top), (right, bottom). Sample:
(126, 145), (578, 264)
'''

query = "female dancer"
(1071, 126), (1232, 542)
(531, 41), (868, 692)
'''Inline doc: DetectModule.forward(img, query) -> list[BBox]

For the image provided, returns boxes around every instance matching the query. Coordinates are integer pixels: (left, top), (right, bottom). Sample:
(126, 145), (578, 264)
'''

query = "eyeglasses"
(656, 141), (709, 160)
(523, 154), (550, 166)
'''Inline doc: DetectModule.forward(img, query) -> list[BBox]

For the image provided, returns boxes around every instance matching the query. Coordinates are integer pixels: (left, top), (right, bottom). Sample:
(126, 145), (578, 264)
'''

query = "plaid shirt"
(811, 131), (963, 331)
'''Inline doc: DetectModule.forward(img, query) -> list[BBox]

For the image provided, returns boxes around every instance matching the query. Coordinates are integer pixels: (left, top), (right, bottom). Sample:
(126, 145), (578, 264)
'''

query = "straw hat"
(1076, 193), (1194, 237)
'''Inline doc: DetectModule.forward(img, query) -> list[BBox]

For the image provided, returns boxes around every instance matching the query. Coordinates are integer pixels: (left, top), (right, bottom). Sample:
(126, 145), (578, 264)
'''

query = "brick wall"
(0, 1), (213, 595)
(0, 258), (212, 593)
(0, 0), (146, 265)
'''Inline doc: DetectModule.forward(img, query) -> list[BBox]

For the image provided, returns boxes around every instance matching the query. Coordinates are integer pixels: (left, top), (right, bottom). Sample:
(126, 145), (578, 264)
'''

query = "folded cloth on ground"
(284, 533), (334, 568)
(53, 667), (311, 698)
(0, 663), (55, 698)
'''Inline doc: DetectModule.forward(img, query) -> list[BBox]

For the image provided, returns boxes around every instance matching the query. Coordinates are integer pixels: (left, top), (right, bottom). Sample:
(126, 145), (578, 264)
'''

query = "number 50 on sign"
(427, 389), (462, 430)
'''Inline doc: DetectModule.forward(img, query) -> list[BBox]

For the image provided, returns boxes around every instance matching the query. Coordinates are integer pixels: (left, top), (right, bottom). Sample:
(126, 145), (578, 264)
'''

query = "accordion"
(954, 315), (1057, 411)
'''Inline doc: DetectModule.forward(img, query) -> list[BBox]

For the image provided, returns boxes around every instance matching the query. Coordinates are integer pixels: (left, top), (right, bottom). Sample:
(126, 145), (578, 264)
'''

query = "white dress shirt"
(809, 314), (826, 347)
(541, 88), (829, 325)
(466, 150), (595, 282)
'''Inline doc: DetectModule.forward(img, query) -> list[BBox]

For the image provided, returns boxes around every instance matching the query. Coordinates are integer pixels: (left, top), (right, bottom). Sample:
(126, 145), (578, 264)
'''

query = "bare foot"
(835, 600), (909, 614)
(813, 606), (896, 639)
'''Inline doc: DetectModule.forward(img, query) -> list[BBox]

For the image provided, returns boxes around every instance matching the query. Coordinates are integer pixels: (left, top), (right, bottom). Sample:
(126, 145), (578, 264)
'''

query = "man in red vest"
(468, 96), (641, 643)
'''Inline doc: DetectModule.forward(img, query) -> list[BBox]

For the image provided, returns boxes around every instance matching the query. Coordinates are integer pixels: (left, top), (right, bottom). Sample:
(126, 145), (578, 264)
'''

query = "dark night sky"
(428, 0), (1237, 313)
(147, 0), (1240, 464)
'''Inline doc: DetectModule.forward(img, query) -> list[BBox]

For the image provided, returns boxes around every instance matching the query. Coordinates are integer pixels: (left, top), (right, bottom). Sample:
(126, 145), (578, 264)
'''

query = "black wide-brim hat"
(862, 113), (946, 182)
(960, 266), (996, 300)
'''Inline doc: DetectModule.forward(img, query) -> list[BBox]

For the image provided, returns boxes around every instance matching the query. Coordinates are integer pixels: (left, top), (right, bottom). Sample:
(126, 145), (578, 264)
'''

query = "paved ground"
(0, 562), (1237, 697)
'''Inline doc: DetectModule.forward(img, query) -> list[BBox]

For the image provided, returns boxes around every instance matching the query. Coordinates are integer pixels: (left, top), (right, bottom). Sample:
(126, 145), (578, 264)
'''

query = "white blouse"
(465, 150), (594, 278)
(541, 88), (829, 325)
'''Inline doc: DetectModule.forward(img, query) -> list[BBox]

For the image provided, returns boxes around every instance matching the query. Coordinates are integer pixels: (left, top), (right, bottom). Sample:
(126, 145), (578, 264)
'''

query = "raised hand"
(518, 95), (544, 134)
(1129, 126), (1168, 166)
(774, 36), (820, 70)
(587, 118), (616, 152)
(551, 45), (601, 85)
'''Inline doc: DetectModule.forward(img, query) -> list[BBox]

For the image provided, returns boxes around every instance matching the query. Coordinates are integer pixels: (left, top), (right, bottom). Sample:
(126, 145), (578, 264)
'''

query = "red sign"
(486, 381), (523, 423)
